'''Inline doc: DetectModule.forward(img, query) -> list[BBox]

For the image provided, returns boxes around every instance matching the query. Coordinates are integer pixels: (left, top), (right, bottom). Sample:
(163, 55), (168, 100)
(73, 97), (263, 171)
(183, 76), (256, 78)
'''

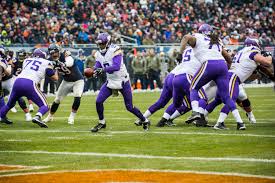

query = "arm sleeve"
(249, 51), (258, 61)
(46, 68), (55, 77)
(94, 61), (102, 69)
(104, 55), (122, 73)
(64, 56), (74, 67)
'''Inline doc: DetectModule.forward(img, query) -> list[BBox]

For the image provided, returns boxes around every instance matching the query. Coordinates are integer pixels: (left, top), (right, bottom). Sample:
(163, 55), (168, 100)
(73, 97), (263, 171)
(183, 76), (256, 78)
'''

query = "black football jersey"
(51, 51), (83, 82)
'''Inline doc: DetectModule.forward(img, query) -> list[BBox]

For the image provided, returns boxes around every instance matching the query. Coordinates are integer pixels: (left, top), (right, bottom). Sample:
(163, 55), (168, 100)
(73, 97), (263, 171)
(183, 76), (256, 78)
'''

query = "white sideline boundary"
(0, 169), (274, 180)
(0, 164), (49, 173)
(0, 150), (274, 163)
(0, 129), (275, 138)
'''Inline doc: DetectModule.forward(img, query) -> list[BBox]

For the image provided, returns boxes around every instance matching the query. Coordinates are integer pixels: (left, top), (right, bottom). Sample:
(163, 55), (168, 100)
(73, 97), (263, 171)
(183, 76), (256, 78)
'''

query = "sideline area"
(0, 169), (274, 183)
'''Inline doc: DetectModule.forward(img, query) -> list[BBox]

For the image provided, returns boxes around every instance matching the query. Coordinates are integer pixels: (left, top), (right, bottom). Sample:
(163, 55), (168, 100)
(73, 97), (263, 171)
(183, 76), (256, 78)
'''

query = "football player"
(0, 48), (58, 127)
(91, 32), (150, 132)
(43, 44), (84, 124)
(179, 24), (244, 130)
(205, 37), (272, 129)
(2, 49), (32, 121)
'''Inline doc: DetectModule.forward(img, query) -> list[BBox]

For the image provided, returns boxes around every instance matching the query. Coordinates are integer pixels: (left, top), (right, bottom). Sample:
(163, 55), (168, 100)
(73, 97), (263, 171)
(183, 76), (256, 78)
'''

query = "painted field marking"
(0, 139), (32, 142)
(0, 168), (274, 180)
(0, 150), (274, 163)
(0, 129), (275, 138)
(0, 164), (49, 173)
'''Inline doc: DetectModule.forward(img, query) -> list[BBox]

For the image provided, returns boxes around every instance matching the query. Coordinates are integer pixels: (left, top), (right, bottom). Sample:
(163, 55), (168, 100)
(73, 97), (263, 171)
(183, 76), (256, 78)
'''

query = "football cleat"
(32, 116), (48, 128)
(68, 116), (74, 125)
(156, 117), (167, 127)
(213, 122), (228, 130)
(29, 104), (34, 112)
(237, 122), (246, 130)
(0, 117), (13, 124)
(25, 113), (32, 121)
(43, 114), (53, 123)
(10, 107), (17, 113)
(165, 119), (176, 127)
(185, 111), (201, 124)
(142, 120), (150, 131)
(246, 113), (256, 124)
(134, 119), (142, 126)
(91, 123), (106, 133)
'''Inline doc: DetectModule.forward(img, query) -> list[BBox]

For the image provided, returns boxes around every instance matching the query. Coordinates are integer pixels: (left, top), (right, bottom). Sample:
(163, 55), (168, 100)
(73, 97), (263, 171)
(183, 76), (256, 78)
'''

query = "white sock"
(199, 107), (205, 114)
(36, 112), (42, 118)
(70, 111), (76, 118)
(143, 110), (151, 118)
(191, 101), (199, 113)
(247, 111), (253, 117)
(232, 109), (243, 123)
(217, 112), (228, 123)
(204, 110), (209, 117)
(162, 112), (170, 120)
(170, 110), (181, 120)
(99, 119), (105, 124)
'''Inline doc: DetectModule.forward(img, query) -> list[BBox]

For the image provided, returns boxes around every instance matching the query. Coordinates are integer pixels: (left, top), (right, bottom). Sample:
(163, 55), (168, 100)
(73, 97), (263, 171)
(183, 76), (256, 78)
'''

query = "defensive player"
(0, 48), (58, 127)
(205, 38), (272, 129)
(1, 49), (32, 121)
(43, 44), (84, 125)
(91, 32), (150, 132)
(179, 24), (244, 130)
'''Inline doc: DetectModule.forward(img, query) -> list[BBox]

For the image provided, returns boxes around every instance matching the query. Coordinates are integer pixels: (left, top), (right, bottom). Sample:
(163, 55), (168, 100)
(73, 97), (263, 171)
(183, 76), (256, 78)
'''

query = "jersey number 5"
(24, 60), (42, 71)
(182, 49), (192, 62)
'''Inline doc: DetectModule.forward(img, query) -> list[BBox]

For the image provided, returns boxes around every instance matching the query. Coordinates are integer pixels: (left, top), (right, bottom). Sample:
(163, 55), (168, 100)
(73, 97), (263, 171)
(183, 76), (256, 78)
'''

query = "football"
(84, 68), (94, 78)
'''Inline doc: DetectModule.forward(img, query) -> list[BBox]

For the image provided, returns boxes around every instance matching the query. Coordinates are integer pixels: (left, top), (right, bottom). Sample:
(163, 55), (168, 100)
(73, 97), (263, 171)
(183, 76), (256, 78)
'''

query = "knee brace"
(72, 97), (81, 111)
(50, 101), (60, 113)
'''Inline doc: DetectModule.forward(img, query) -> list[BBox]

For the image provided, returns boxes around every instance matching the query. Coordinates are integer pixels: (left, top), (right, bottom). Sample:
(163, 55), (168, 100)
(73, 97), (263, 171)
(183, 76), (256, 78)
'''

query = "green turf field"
(0, 87), (274, 177)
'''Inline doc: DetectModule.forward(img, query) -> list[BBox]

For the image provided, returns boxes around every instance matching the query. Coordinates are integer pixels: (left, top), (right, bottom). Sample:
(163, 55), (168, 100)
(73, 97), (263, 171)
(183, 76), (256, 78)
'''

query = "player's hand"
(93, 68), (104, 77)
(261, 51), (272, 57)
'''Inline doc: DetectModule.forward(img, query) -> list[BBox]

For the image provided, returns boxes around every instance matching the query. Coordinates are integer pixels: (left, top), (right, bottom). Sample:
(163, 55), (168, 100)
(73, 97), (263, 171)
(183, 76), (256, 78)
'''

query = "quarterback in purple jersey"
(0, 48), (59, 127)
(91, 32), (150, 132)
(179, 24), (245, 130)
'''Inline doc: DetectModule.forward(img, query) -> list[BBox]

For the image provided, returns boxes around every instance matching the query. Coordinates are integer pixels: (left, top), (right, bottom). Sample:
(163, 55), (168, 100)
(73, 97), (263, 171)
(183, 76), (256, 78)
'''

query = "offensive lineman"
(0, 48), (58, 127)
(43, 44), (84, 125)
(206, 37), (272, 129)
(1, 49), (32, 121)
(91, 32), (150, 132)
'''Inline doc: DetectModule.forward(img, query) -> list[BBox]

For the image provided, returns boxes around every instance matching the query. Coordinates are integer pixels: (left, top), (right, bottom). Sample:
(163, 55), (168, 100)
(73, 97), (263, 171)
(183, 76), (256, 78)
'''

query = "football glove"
(261, 51), (272, 57)
(93, 68), (104, 77)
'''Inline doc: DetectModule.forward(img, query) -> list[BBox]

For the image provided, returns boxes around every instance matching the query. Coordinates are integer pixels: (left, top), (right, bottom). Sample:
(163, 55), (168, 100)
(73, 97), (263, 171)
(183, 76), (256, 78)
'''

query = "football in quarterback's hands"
(84, 67), (94, 78)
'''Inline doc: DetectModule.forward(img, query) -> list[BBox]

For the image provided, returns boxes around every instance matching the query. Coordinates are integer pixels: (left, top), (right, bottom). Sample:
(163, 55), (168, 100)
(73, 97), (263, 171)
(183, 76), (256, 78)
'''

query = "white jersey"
(230, 46), (260, 83)
(173, 47), (202, 76)
(95, 44), (129, 89)
(18, 57), (53, 84)
(192, 33), (224, 64)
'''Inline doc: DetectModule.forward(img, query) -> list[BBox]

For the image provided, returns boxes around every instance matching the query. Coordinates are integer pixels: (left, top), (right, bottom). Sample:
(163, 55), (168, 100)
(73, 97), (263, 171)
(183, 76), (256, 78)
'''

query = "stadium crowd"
(0, 0), (274, 46)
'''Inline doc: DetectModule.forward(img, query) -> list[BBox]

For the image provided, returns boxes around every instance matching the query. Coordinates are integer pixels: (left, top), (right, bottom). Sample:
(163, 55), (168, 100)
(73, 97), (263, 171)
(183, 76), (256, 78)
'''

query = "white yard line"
(0, 129), (275, 138)
(0, 150), (274, 163)
(0, 139), (32, 142)
(0, 168), (274, 180)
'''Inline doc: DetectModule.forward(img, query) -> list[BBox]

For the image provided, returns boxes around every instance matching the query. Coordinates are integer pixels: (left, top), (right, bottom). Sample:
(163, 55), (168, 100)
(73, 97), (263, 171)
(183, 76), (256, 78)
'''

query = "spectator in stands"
(0, 30), (11, 46)
(131, 51), (147, 89)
